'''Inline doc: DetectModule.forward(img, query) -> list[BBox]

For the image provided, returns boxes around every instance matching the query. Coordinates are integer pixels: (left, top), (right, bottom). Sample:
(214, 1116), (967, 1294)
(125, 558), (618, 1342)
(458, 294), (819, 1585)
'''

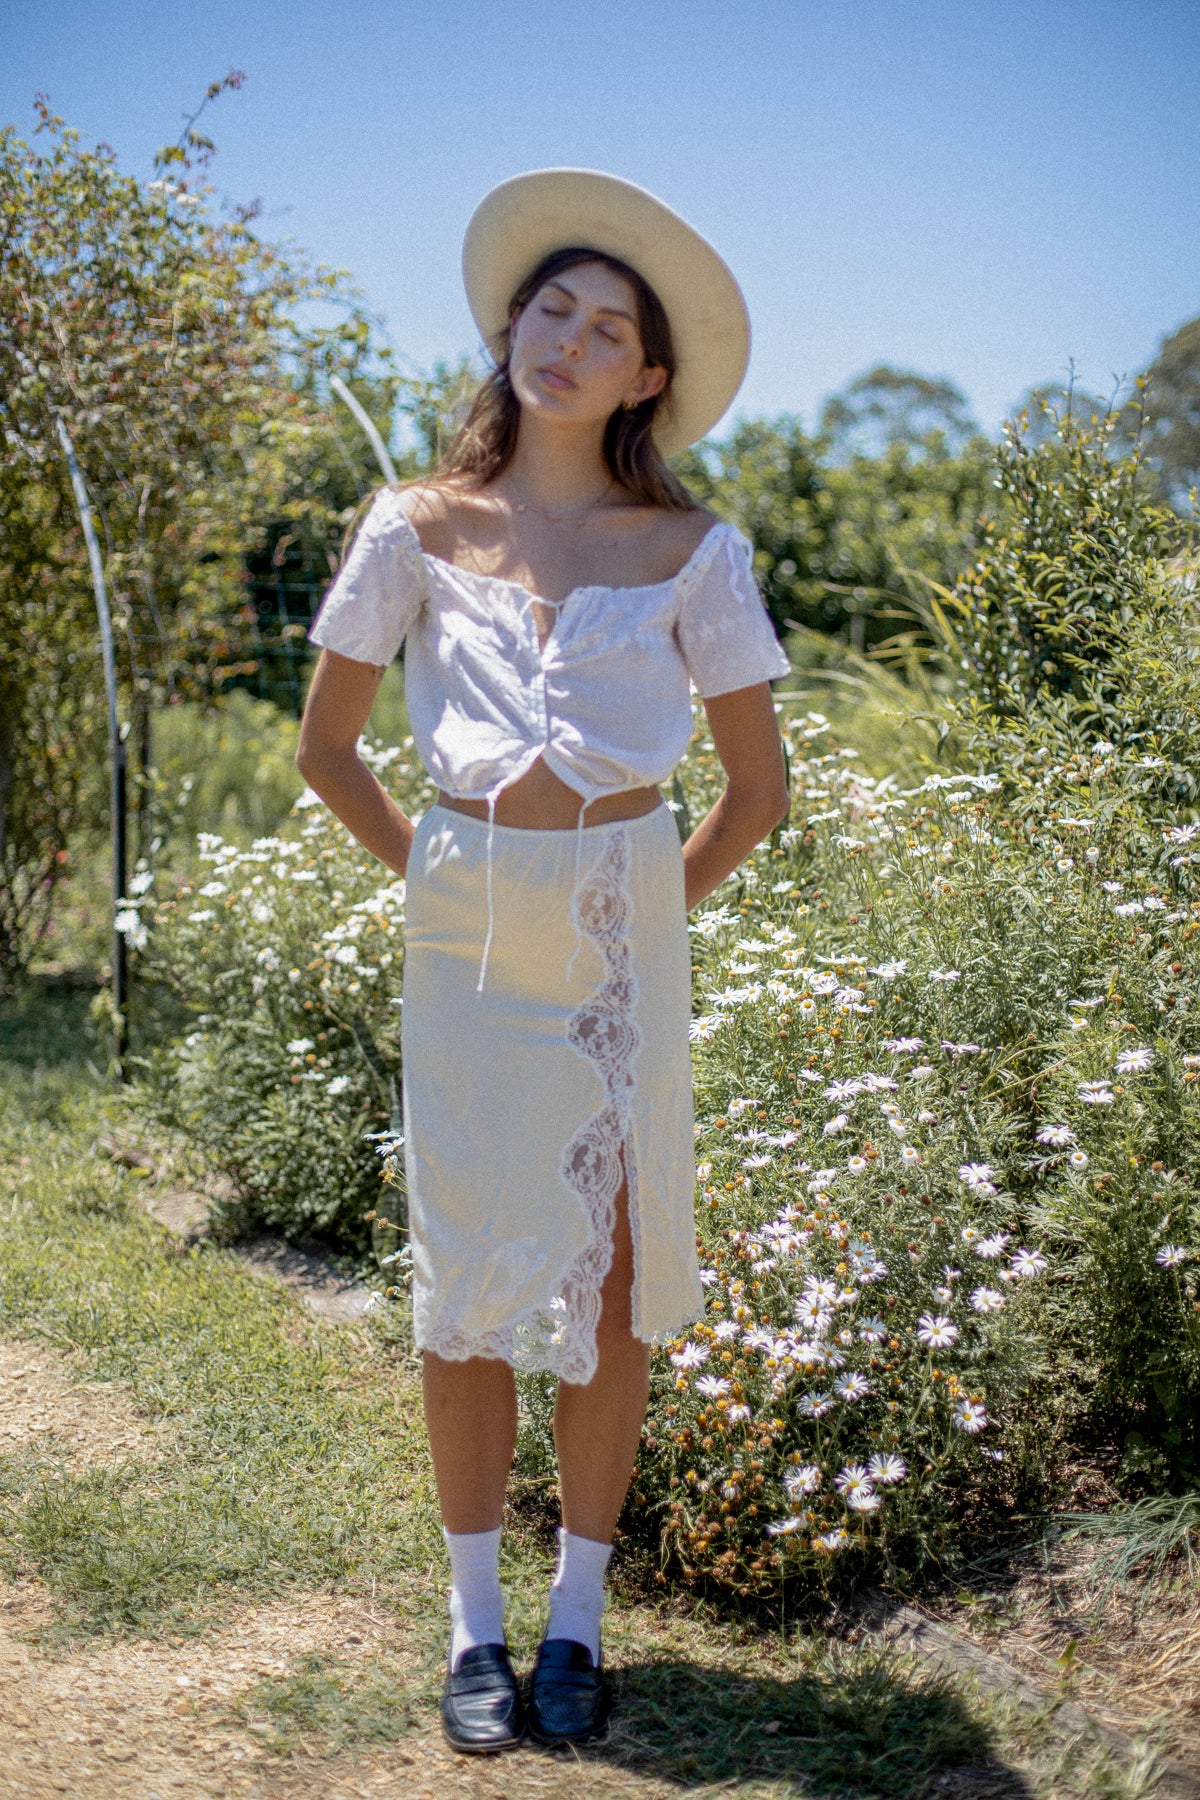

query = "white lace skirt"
(400, 802), (702, 1385)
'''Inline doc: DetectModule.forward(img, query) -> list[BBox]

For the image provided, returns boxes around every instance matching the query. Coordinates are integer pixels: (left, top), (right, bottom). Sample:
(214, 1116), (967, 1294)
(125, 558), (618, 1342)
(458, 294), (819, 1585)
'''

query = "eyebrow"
(543, 279), (635, 324)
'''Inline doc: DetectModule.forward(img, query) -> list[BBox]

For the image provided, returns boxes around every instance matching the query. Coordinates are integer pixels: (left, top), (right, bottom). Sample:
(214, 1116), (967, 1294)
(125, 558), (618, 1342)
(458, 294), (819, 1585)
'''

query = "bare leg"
(554, 1176), (651, 1542)
(422, 1352), (518, 1534)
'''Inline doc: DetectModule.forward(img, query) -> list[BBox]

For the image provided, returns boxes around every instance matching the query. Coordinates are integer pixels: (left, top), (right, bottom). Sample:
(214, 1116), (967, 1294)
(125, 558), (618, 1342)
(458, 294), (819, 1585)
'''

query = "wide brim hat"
(462, 168), (750, 458)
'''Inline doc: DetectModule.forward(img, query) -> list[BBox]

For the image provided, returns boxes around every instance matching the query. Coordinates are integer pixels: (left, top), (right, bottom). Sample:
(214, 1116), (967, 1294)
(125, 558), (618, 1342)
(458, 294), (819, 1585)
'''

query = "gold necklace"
(509, 480), (615, 528)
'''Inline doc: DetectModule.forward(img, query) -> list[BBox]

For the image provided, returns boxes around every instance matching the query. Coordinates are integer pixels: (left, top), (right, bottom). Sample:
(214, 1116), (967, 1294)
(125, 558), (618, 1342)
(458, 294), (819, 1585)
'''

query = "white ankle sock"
(545, 1527), (612, 1661)
(444, 1526), (504, 1670)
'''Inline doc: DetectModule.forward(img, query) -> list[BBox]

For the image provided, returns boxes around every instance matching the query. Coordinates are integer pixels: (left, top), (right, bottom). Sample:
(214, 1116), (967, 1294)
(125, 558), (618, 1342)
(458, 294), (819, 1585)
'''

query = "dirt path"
(1, 1583), (683, 1800)
(4, 1333), (1199, 1800)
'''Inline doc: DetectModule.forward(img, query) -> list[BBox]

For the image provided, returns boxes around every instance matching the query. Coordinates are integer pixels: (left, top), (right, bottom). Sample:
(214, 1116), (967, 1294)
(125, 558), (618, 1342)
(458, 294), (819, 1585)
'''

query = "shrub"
(135, 738), (435, 1245)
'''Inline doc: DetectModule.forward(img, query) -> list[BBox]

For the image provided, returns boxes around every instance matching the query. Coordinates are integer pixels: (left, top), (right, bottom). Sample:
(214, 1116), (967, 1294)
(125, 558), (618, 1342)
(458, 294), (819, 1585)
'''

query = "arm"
(295, 649), (416, 877)
(681, 681), (790, 910)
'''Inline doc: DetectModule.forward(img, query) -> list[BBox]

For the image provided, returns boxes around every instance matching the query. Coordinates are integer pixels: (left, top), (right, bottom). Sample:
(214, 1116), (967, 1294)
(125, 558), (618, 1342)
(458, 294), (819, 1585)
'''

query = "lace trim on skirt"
(418, 829), (641, 1384)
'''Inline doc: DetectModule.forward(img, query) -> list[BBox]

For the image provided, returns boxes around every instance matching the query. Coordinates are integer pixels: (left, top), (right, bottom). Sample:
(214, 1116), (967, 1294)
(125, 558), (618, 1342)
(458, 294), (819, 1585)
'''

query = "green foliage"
(0, 96), (396, 984)
(819, 366), (981, 463)
(150, 691), (305, 846)
(1136, 314), (1200, 510)
(942, 412), (1186, 735)
(135, 738), (433, 1244)
(676, 394), (993, 655)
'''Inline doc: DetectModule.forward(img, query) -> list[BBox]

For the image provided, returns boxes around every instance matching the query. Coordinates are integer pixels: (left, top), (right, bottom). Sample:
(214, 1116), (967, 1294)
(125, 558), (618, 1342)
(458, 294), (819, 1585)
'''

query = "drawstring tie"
(475, 776), (509, 994)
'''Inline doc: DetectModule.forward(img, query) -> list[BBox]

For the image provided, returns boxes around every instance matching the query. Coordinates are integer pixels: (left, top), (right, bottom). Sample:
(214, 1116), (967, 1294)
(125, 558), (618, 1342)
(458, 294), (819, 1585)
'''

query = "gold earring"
(622, 398), (640, 413)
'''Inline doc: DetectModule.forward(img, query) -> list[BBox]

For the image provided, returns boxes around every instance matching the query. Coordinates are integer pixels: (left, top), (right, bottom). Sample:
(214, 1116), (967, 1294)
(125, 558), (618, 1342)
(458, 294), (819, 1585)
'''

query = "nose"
(557, 323), (584, 358)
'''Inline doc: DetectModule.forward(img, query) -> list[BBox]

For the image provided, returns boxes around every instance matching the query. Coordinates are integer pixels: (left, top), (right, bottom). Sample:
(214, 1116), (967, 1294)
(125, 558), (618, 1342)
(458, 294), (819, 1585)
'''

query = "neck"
(503, 415), (613, 510)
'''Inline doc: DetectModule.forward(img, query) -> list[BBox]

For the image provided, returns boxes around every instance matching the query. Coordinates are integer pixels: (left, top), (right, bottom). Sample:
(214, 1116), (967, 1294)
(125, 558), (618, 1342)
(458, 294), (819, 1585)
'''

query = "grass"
(0, 991), (1170, 1797)
(1058, 1493), (1200, 1603)
(231, 1649), (429, 1754)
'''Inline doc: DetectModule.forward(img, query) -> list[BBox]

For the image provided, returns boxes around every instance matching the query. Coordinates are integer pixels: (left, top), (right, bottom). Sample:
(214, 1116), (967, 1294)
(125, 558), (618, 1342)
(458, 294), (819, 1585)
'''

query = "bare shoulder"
(643, 504), (723, 581)
(392, 482), (464, 558)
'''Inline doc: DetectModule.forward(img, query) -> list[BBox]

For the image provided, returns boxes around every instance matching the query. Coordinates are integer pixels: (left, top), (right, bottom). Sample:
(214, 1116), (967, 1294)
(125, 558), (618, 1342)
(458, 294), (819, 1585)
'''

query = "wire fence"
(235, 574), (327, 716)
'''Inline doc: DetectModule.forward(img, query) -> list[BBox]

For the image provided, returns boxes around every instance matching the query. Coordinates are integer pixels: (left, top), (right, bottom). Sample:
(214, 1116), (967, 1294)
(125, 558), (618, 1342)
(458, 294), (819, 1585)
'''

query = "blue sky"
(6, 0), (1198, 438)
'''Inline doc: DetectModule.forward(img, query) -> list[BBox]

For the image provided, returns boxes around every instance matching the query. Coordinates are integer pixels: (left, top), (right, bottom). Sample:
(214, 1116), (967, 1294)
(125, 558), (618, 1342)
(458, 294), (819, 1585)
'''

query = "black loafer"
(440, 1643), (525, 1753)
(527, 1637), (611, 1745)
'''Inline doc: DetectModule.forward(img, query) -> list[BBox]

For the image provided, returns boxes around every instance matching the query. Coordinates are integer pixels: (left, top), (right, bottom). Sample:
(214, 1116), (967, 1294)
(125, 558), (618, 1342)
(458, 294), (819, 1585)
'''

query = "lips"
(538, 365), (577, 391)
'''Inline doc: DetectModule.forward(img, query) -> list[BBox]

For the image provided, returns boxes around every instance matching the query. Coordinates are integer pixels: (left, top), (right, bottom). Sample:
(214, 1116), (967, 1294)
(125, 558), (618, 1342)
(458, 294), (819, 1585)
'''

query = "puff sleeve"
(674, 523), (792, 698)
(308, 488), (428, 667)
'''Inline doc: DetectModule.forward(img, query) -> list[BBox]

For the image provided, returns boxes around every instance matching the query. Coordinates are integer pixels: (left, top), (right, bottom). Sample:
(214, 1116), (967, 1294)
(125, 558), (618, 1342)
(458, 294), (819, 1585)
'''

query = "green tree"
(819, 364), (980, 463)
(674, 417), (833, 638)
(677, 407), (992, 652)
(0, 91), (393, 983)
(1137, 315), (1200, 510)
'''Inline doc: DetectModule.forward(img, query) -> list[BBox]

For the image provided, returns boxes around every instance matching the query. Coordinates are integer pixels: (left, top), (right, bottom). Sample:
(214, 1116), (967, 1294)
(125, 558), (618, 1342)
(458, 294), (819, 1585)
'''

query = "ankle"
(544, 1527), (612, 1662)
(444, 1525), (505, 1670)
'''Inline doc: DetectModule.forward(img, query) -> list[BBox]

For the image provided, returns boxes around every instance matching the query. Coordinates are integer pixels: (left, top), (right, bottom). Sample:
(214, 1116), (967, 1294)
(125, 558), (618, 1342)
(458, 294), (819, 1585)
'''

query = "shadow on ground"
(568, 1652), (1034, 1798)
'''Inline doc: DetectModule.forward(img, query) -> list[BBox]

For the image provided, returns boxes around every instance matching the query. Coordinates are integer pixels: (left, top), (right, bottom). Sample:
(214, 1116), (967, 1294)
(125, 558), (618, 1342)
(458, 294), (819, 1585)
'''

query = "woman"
(297, 169), (790, 1754)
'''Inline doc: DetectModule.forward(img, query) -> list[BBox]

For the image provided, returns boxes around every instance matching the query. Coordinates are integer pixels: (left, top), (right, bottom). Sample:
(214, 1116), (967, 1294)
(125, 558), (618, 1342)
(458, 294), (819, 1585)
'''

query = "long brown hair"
(433, 247), (697, 511)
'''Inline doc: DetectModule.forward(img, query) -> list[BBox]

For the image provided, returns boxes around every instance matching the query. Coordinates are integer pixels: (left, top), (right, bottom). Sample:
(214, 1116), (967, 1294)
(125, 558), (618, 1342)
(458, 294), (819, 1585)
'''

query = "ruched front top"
(308, 486), (791, 807)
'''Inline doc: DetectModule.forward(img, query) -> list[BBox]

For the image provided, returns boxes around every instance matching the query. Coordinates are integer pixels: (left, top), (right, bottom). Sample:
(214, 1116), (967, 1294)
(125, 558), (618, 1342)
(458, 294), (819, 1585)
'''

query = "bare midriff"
(438, 754), (663, 830)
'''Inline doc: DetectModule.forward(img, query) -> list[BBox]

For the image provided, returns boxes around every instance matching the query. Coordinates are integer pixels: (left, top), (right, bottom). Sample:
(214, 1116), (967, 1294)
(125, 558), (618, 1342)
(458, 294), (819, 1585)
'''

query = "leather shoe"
(527, 1637), (611, 1745)
(440, 1643), (525, 1753)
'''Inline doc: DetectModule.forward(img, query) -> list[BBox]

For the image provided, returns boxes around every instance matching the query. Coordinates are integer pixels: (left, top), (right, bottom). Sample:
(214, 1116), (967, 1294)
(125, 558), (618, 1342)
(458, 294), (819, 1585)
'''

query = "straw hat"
(462, 168), (750, 457)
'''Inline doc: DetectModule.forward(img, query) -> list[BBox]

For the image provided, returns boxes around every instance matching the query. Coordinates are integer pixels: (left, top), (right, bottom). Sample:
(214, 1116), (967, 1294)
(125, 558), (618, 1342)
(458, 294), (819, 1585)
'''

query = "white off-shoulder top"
(308, 487), (791, 809)
(310, 487), (791, 988)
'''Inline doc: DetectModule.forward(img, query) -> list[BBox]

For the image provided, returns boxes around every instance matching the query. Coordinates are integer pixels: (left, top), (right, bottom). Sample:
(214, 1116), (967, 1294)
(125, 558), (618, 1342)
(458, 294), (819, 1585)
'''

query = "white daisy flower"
(958, 1162), (996, 1189)
(974, 1234), (1009, 1259)
(858, 1317), (887, 1342)
(928, 969), (962, 982)
(1036, 1124), (1074, 1147)
(916, 1314), (959, 1349)
(784, 1463), (823, 1496)
(766, 1514), (809, 1535)
(1155, 1245), (1188, 1268)
(1078, 1082), (1115, 1105)
(953, 1399), (989, 1434)
(867, 1453), (908, 1485)
(970, 1287), (1005, 1313)
(804, 1277), (841, 1308)
(794, 1296), (832, 1331)
(1010, 1248), (1049, 1277)
(286, 1038), (316, 1056)
(900, 1145), (921, 1166)
(816, 1528), (849, 1552)
(833, 1372), (872, 1402)
(669, 1342), (709, 1369)
(834, 1463), (871, 1494)
(797, 1390), (835, 1418)
(1115, 1047), (1154, 1074)
(695, 1376), (731, 1398)
(1068, 1150), (1089, 1171)
(727, 1403), (752, 1423)
(713, 1320), (741, 1339)
(823, 1114), (850, 1137)
(883, 1036), (925, 1052)
(845, 1155), (868, 1176)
